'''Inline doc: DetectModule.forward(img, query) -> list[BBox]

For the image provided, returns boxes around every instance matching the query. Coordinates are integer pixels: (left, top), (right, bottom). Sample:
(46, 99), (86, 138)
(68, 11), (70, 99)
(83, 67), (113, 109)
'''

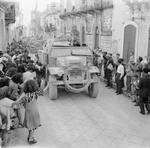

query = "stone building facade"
(112, 0), (150, 62)
(59, 0), (113, 51)
(35, 2), (62, 39)
(43, 4), (61, 37)
(0, 4), (6, 50)
(30, 9), (42, 37)
(60, 0), (150, 63)
(0, 1), (16, 50)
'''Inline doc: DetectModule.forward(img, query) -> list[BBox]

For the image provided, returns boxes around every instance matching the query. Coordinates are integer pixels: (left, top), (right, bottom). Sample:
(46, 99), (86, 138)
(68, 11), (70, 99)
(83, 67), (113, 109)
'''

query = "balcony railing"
(94, 2), (102, 9)
(86, 0), (113, 10)
(60, 0), (113, 19)
(101, 0), (113, 9)
(4, 2), (16, 25)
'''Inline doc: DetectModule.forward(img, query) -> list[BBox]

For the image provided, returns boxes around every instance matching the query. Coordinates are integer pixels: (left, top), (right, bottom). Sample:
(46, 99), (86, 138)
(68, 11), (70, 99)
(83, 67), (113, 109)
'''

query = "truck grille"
(69, 68), (82, 77)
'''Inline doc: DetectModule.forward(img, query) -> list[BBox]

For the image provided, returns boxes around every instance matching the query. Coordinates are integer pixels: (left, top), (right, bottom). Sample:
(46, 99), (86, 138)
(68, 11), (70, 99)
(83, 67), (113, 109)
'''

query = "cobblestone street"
(8, 82), (150, 148)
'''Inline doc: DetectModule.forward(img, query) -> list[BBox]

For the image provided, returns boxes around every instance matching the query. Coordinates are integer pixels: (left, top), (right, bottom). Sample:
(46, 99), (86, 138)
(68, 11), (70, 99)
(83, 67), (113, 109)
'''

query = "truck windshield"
(50, 47), (92, 57)
(51, 48), (71, 57)
(71, 48), (92, 56)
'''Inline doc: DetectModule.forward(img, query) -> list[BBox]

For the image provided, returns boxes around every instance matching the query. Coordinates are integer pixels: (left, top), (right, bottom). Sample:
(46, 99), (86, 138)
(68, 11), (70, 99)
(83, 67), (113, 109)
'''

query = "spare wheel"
(63, 65), (90, 93)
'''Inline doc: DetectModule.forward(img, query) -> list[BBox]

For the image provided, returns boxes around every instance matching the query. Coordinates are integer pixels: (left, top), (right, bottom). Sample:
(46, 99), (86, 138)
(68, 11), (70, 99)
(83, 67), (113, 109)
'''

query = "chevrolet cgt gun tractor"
(38, 41), (99, 100)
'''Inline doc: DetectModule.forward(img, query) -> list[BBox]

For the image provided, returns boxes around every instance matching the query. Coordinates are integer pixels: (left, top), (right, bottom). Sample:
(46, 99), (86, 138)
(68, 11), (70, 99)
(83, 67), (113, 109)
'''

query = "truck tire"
(49, 75), (58, 100)
(49, 84), (57, 100)
(88, 83), (99, 98)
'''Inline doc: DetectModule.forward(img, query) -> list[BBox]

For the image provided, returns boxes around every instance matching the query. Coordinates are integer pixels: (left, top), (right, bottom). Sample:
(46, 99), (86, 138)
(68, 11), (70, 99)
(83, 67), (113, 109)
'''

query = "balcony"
(86, 0), (113, 11)
(2, 2), (16, 25)
(94, 1), (102, 10)
(101, 0), (113, 9)
(59, 0), (113, 19)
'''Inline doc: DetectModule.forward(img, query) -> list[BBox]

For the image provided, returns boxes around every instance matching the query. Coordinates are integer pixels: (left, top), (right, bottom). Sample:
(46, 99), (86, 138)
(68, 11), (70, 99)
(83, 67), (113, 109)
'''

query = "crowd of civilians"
(93, 48), (150, 115)
(0, 40), (45, 146)
(1, 39), (150, 145)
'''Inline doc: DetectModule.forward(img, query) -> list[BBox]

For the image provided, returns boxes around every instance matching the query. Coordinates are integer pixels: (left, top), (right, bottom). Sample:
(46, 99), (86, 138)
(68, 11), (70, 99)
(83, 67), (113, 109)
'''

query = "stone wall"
(0, 7), (6, 50)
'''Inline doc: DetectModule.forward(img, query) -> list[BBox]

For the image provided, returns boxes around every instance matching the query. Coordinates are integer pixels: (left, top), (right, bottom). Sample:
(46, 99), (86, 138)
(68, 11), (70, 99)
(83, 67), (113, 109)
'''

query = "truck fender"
(48, 67), (64, 76)
(89, 66), (99, 73)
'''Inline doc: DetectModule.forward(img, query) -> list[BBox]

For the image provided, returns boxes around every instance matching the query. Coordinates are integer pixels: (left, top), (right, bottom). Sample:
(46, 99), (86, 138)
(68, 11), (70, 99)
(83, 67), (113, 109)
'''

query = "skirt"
(24, 99), (41, 130)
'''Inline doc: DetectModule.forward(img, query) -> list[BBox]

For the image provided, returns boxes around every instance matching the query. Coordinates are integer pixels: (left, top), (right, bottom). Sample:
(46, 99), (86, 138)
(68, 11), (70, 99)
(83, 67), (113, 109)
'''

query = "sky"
(11, 0), (60, 25)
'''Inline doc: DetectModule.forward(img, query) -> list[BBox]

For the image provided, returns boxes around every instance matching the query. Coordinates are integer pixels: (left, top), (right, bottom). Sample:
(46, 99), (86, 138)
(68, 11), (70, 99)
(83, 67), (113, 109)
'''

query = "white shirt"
(23, 71), (36, 83)
(113, 55), (117, 64)
(117, 64), (124, 78)
(98, 56), (103, 64)
(12, 55), (16, 63)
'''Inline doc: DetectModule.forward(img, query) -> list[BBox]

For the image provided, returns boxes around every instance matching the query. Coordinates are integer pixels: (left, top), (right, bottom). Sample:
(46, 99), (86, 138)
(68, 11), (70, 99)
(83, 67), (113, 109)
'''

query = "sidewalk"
(99, 76), (128, 96)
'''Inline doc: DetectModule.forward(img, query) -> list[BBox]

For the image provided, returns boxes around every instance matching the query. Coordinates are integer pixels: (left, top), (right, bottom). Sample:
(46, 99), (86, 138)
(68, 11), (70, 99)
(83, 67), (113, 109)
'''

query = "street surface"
(8, 82), (150, 148)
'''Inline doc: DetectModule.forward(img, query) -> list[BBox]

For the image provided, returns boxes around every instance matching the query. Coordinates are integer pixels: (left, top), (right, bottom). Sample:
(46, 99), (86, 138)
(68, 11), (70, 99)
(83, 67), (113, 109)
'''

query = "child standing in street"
(14, 79), (41, 144)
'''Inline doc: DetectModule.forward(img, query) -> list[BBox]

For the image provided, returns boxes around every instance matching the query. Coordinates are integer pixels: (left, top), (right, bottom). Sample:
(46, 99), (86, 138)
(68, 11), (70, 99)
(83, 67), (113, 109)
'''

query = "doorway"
(81, 26), (85, 45)
(123, 24), (136, 63)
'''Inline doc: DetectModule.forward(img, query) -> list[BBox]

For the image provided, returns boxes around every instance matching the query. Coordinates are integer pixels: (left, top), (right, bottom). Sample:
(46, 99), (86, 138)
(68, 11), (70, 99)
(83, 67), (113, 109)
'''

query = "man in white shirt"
(116, 59), (125, 95)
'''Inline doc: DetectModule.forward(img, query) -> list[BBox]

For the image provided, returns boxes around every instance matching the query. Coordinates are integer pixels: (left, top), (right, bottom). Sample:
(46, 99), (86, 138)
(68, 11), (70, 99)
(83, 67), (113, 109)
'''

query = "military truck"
(38, 41), (99, 100)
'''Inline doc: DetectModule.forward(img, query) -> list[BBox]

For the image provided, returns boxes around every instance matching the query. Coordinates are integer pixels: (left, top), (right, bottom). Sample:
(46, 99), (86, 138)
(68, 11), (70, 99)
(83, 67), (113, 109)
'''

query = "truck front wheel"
(88, 83), (99, 98)
(49, 75), (58, 100)
(49, 84), (57, 100)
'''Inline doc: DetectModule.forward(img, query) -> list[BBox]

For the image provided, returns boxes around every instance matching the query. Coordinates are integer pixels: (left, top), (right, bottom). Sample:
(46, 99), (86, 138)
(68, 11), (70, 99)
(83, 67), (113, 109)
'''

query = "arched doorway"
(81, 26), (85, 45)
(123, 24), (136, 63)
(94, 26), (99, 49)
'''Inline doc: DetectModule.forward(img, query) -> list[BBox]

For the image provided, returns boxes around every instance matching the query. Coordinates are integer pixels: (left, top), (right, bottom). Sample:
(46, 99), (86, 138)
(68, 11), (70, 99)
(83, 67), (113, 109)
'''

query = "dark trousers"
(126, 75), (132, 93)
(135, 95), (140, 104)
(106, 69), (112, 87)
(36, 74), (42, 87)
(98, 63), (102, 76)
(104, 65), (107, 79)
(104, 69), (107, 79)
(139, 97), (150, 113)
(116, 73), (123, 94)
